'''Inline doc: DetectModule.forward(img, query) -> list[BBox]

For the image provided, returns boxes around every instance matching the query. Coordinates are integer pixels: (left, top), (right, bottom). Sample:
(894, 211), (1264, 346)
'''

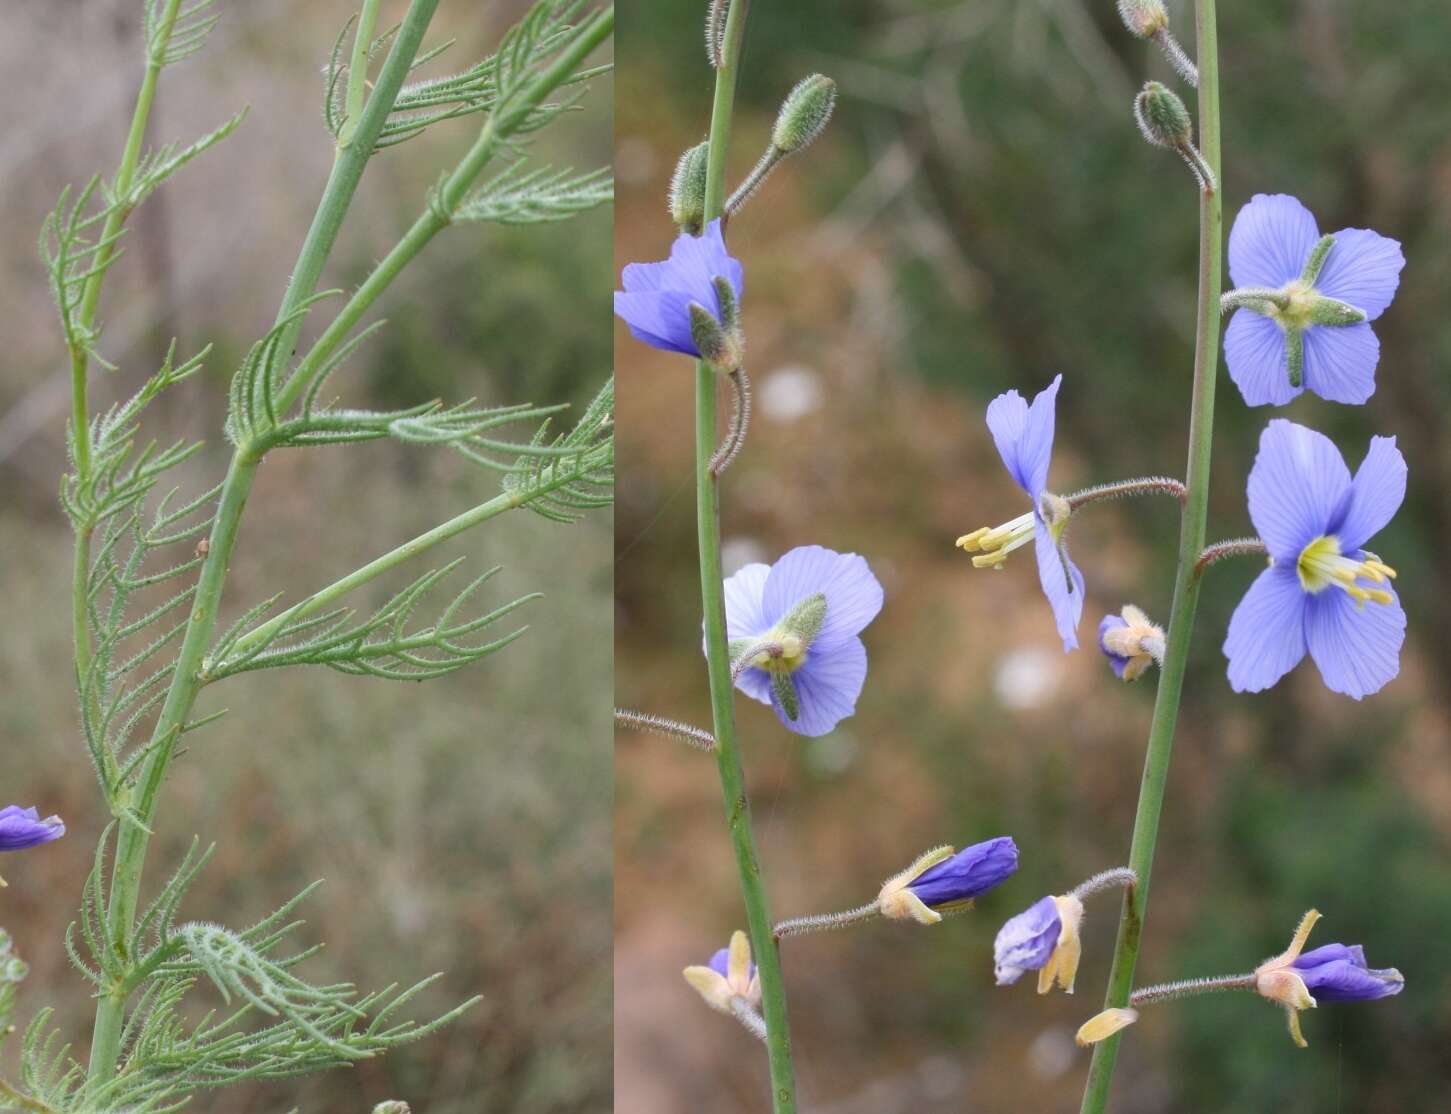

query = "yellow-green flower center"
(1296, 534), (1396, 606)
(1269, 279), (1319, 331)
(753, 632), (807, 673)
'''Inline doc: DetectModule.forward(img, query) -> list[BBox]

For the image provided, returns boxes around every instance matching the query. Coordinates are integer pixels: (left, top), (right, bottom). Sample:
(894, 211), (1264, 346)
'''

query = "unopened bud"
(772, 74), (837, 154)
(372, 1103), (411, 1114)
(669, 141), (709, 235)
(688, 303), (743, 373)
(1133, 81), (1191, 149)
(1117, 0), (1169, 38)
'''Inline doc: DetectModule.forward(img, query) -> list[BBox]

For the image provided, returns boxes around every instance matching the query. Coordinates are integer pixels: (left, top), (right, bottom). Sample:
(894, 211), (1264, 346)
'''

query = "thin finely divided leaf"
(454, 162), (612, 225)
(108, 109), (249, 215)
(33, 889), (478, 1113)
(367, 0), (607, 149)
(74, 468), (219, 803)
(205, 562), (538, 682)
(500, 376), (614, 522)
(40, 177), (128, 363)
(146, 0), (221, 68)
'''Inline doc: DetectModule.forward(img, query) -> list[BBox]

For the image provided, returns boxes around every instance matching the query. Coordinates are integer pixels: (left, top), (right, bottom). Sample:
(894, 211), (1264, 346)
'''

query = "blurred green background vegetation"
(614, 1), (1449, 1111)
(2, 2), (611, 1111)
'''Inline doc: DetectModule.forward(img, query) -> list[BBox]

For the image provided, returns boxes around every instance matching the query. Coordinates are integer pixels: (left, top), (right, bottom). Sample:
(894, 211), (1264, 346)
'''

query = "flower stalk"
(694, 0), (799, 1108)
(1078, 0), (1222, 1109)
(1194, 536), (1268, 577)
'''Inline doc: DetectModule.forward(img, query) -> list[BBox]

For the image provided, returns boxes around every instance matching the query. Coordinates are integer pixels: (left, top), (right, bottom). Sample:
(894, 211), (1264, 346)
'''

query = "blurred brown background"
(2, 2), (611, 1111)
(614, 1), (1449, 1112)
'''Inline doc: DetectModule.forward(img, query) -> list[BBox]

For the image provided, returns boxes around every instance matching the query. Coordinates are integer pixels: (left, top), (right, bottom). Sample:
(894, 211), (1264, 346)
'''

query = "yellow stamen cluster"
(1296, 536), (1396, 607)
(956, 511), (1036, 569)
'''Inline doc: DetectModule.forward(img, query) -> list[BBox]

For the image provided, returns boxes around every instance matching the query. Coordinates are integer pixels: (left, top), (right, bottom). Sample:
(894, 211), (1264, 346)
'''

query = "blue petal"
(722, 562), (773, 642)
(1228, 194), (1320, 289)
(720, 561), (774, 705)
(1246, 420), (1351, 563)
(775, 635), (868, 737)
(1034, 523), (1083, 652)
(985, 374), (1060, 499)
(909, 836), (1019, 906)
(1331, 436), (1406, 553)
(760, 545), (883, 650)
(1302, 322), (1379, 405)
(698, 219), (745, 305)
(614, 290), (700, 356)
(1298, 957), (1403, 1002)
(1224, 310), (1299, 408)
(1304, 582), (1405, 700)
(994, 895), (1061, 985)
(1224, 566), (1308, 693)
(1317, 228), (1404, 321)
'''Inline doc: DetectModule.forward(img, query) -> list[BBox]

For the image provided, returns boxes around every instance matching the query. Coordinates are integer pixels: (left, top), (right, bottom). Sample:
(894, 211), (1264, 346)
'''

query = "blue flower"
(957, 374), (1084, 651)
(1224, 194), (1403, 407)
(1224, 420), (1406, 699)
(1255, 910), (1402, 1046)
(614, 218), (744, 365)
(720, 545), (884, 737)
(0, 806), (64, 851)
(993, 893), (1084, 992)
(878, 837), (1018, 925)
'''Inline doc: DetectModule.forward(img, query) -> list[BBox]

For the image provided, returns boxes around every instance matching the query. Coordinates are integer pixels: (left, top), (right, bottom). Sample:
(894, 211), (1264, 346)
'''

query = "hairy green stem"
(279, 5), (616, 414)
(83, 1), (443, 1090)
(1078, 2), (1221, 1110)
(70, 0), (185, 480)
(269, 0), (444, 366)
(338, 0), (383, 148)
(693, 3), (798, 1111)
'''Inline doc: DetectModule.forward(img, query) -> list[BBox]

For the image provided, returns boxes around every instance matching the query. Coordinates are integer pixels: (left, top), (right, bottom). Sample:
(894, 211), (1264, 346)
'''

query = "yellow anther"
(1296, 536), (1397, 605)
(956, 511), (1036, 569)
(956, 528), (990, 551)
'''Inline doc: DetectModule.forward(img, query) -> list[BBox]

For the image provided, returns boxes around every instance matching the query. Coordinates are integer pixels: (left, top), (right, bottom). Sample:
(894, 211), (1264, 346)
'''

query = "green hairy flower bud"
(1133, 81), (1191, 149)
(1117, 0), (1169, 38)
(669, 141), (709, 235)
(772, 74), (838, 154)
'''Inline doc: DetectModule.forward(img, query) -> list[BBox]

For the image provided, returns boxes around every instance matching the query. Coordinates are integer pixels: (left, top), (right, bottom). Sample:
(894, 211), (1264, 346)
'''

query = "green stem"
(338, 0), (383, 149)
(278, 6), (616, 414)
(83, 1), (442, 1091)
(269, 0), (444, 362)
(1078, 2), (1221, 1111)
(693, 4), (797, 1112)
(70, 0), (185, 480)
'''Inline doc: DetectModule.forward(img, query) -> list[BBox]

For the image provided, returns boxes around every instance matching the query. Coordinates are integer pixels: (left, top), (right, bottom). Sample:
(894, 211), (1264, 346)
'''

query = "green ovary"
(1296, 534), (1396, 606)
